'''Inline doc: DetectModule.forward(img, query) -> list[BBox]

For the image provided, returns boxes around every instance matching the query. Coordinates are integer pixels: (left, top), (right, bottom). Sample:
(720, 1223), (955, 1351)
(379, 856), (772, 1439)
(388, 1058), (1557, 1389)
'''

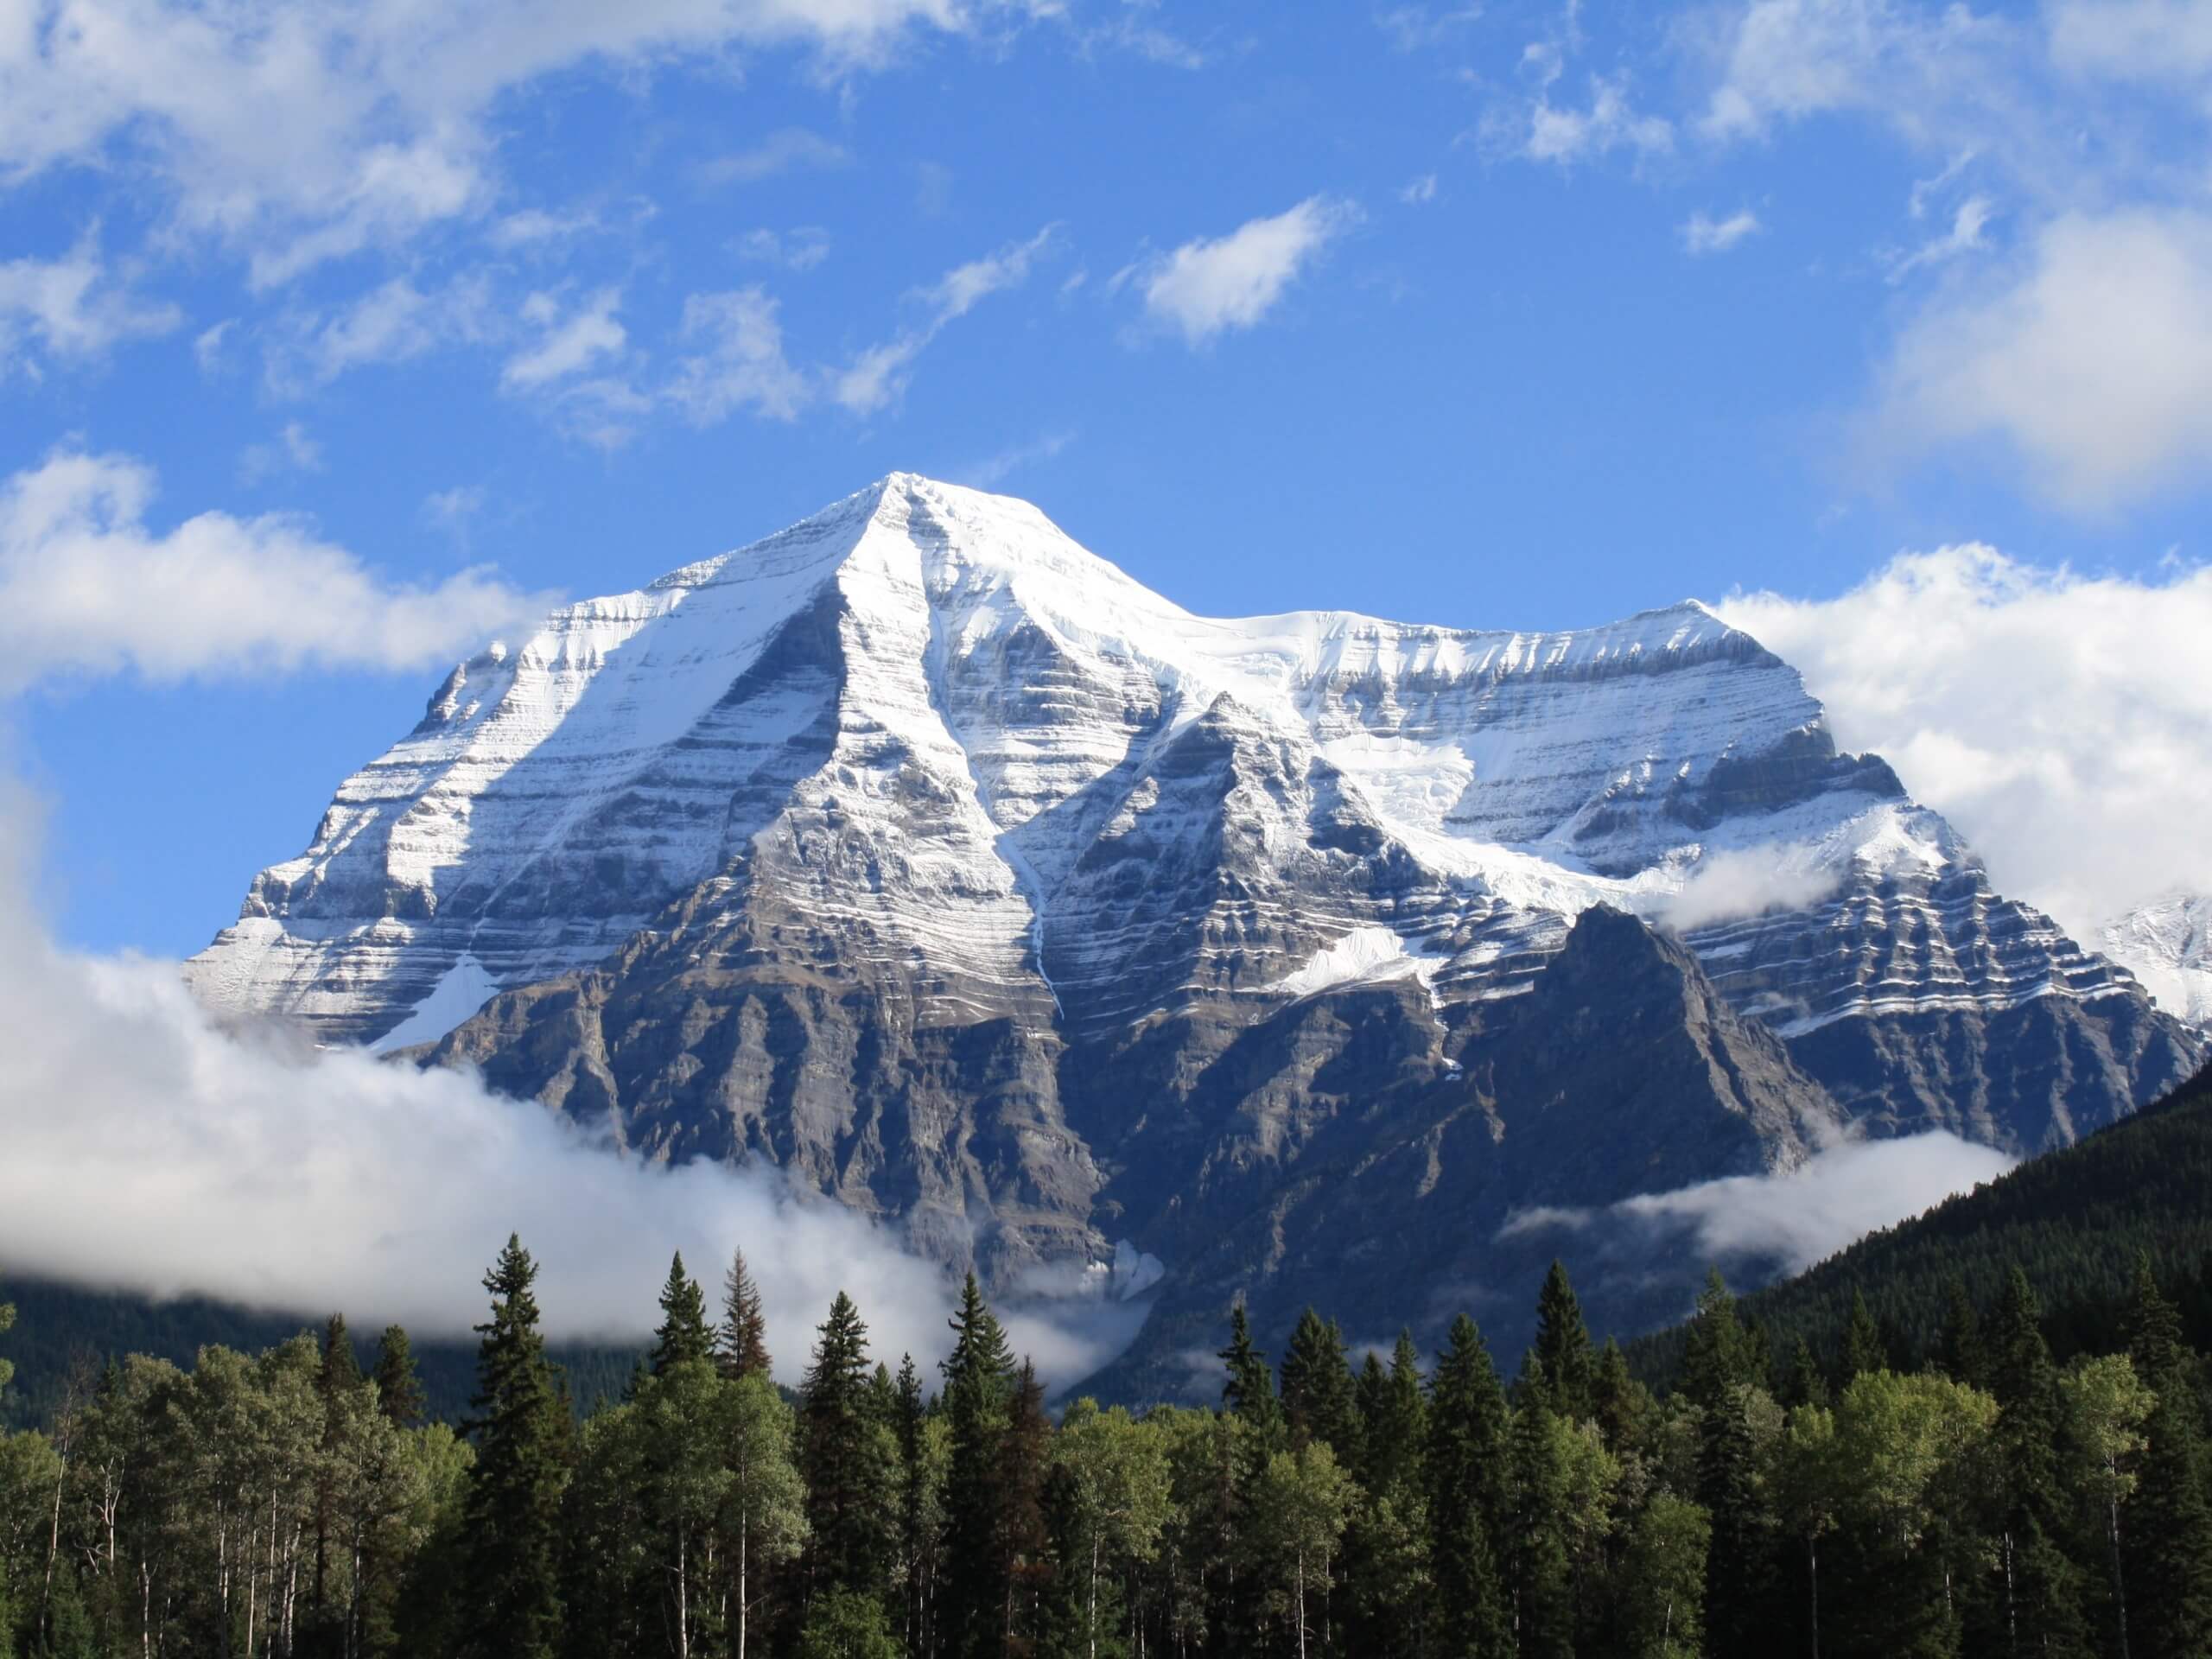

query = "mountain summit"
(187, 474), (2202, 1389)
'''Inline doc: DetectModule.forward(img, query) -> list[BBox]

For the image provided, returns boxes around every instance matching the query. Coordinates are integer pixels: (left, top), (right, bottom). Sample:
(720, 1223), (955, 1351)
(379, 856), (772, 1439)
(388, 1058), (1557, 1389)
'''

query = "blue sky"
(5, 0), (2212, 957)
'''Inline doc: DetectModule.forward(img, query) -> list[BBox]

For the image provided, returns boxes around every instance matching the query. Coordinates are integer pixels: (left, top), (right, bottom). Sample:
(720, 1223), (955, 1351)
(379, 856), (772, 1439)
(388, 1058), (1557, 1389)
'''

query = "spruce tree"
(800, 1290), (883, 1599)
(1984, 1268), (2092, 1657)
(1780, 1335), (1829, 1410)
(1938, 1274), (1985, 1388)
(2125, 1256), (2212, 1659)
(1532, 1259), (1596, 1421)
(1592, 1337), (1656, 1454)
(372, 1324), (427, 1428)
(1426, 1313), (1510, 1658)
(650, 1251), (712, 1376)
(460, 1235), (569, 1659)
(1219, 1302), (1282, 1451)
(997, 1359), (1053, 1651)
(1360, 1330), (1428, 1498)
(1686, 1271), (1778, 1659)
(1840, 1288), (1886, 1382)
(941, 1272), (1014, 1658)
(718, 1245), (772, 1382)
(1280, 1308), (1360, 1462)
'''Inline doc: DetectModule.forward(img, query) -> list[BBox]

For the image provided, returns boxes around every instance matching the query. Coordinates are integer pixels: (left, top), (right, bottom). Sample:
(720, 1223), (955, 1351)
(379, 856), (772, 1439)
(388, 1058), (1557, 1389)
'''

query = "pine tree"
(892, 1353), (931, 1652)
(372, 1324), (427, 1428)
(1687, 1272), (1778, 1659)
(1426, 1313), (1510, 1658)
(1984, 1268), (2092, 1657)
(1840, 1288), (1886, 1382)
(1779, 1335), (1829, 1410)
(460, 1235), (569, 1659)
(800, 1290), (884, 1600)
(1219, 1302), (1282, 1452)
(2124, 1256), (2212, 1659)
(718, 1245), (772, 1382)
(650, 1252), (713, 1376)
(996, 1359), (1053, 1652)
(1532, 1260), (1596, 1422)
(1938, 1274), (1985, 1388)
(1280, 1308), (1361, 1462)
(941, 1272), (1015, 1658)
(1359, 1330), (1427, 1498)
(1592, 1337), (1656, 1454)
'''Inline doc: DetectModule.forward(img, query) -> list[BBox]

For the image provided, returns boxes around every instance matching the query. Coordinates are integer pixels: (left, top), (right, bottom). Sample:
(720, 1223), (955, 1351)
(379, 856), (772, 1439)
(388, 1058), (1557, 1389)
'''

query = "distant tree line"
(1, 1236), (2209, 1658)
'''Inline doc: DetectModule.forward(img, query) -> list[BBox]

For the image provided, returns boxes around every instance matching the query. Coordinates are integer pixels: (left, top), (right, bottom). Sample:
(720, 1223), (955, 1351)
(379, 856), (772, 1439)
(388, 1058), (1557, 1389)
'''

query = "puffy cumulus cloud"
(834, 225), (1058, 413)
(1681, 207), (1762, 254)
(269, 273), (497, 390)
(1501, 1133), (2015, 1275)
(0, 783), (1141, 1387)
(1717, 549), (2212, 939)
(1872, 208), (2212, 512)
(0, 236), (181, 375)
(0, 1), (987, 280)
(0, 449), (549, 689)
(1657, 847), (1841, 931)
(1135, 196), (1358, 348)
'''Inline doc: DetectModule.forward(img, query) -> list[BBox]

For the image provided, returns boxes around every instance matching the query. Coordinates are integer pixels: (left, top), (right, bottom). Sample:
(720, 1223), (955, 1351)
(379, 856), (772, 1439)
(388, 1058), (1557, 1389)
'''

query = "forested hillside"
(1629, 1064), (2212, 1386)
(0, 1276), (643, 1432)
(5, 1214), (2212, 1658)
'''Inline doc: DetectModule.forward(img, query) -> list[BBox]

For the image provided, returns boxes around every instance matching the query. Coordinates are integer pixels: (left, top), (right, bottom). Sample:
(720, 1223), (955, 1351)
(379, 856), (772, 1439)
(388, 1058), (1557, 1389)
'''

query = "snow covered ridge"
(187, 473), (2191, 1077)
(2101, 894), (2212, 1029)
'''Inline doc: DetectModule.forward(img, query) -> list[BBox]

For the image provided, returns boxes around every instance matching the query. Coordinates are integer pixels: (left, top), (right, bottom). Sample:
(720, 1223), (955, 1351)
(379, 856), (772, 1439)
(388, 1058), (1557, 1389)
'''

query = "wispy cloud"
(734, 226), (833, 272)
(670, 288), (810, 425)
(1681, 207), (1763, 255)
(835, 226), (1060, 414)
(500, 289), (626, 391)
(699, 127), (853, 187)
(954, 429), (1076, 489)
(0, 234), (181, 378)
(1136, 196), (1359, 347)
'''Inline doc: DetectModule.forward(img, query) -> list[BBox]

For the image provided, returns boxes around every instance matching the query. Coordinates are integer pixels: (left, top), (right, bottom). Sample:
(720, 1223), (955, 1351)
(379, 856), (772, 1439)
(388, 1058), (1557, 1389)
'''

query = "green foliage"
(716, 1245), (772, 1383)
(648, 1253), (712, 1377)
(798, 1589), (900, 1659)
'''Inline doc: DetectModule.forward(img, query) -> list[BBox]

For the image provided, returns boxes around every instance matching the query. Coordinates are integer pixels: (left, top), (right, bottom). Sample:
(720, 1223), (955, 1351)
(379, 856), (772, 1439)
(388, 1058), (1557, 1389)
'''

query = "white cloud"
(2048, 0), (2212, 85)
(734, 226), (833, 271)
(488, 206), (604, 250)
(1502, 1132), (2015, 1275)
(1873, 207), (2212, 511)
(0, 7), (979, 279)
(193, 319), (237, 372)
(1885, 193), (1994, 281)
(669, 287), (810, 424)
(501, 288), (626, 390)
(423, 484), (487, 546)
(1376, 4), (1484, 52)
(1400, 172), (1440, 205)
(0, 781), (1141, 1386)
(699, 127), (854, 186)
(238, 422), (325, 485)
(0, 450), (548, 690)
(277, 275), (494, 388)
(1138, 197), (1357, 347)
(1617, 1134), (2015, 1272)
(1525, 73), (1673, 165)
(835, 225), (1058, 413)
(1658, 847), (1841, 931)
(0, 237), (181, 376)
(1681, 207), (1763, 254)
(954, 429), (1075, 489)
(1718, 548), (2212, 939)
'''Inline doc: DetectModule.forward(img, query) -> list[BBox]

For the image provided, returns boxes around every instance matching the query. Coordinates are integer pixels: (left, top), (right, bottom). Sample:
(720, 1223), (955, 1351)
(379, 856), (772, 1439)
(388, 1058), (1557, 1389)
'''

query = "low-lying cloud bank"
(0, 788), (1143, 1390)
(1502, 1132), (2017, 1277)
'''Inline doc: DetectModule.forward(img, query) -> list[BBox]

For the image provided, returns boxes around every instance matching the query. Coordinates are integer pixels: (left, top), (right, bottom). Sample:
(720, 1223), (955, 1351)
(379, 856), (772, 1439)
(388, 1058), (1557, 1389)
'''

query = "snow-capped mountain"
(187, 475), (2202, 1388)
(2101, 894), (2212, 1028)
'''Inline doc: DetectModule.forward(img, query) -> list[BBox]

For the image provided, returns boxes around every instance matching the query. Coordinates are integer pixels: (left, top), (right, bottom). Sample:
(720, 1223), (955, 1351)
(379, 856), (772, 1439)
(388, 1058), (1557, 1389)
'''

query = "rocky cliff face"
(187, 474), (2203, 1385)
